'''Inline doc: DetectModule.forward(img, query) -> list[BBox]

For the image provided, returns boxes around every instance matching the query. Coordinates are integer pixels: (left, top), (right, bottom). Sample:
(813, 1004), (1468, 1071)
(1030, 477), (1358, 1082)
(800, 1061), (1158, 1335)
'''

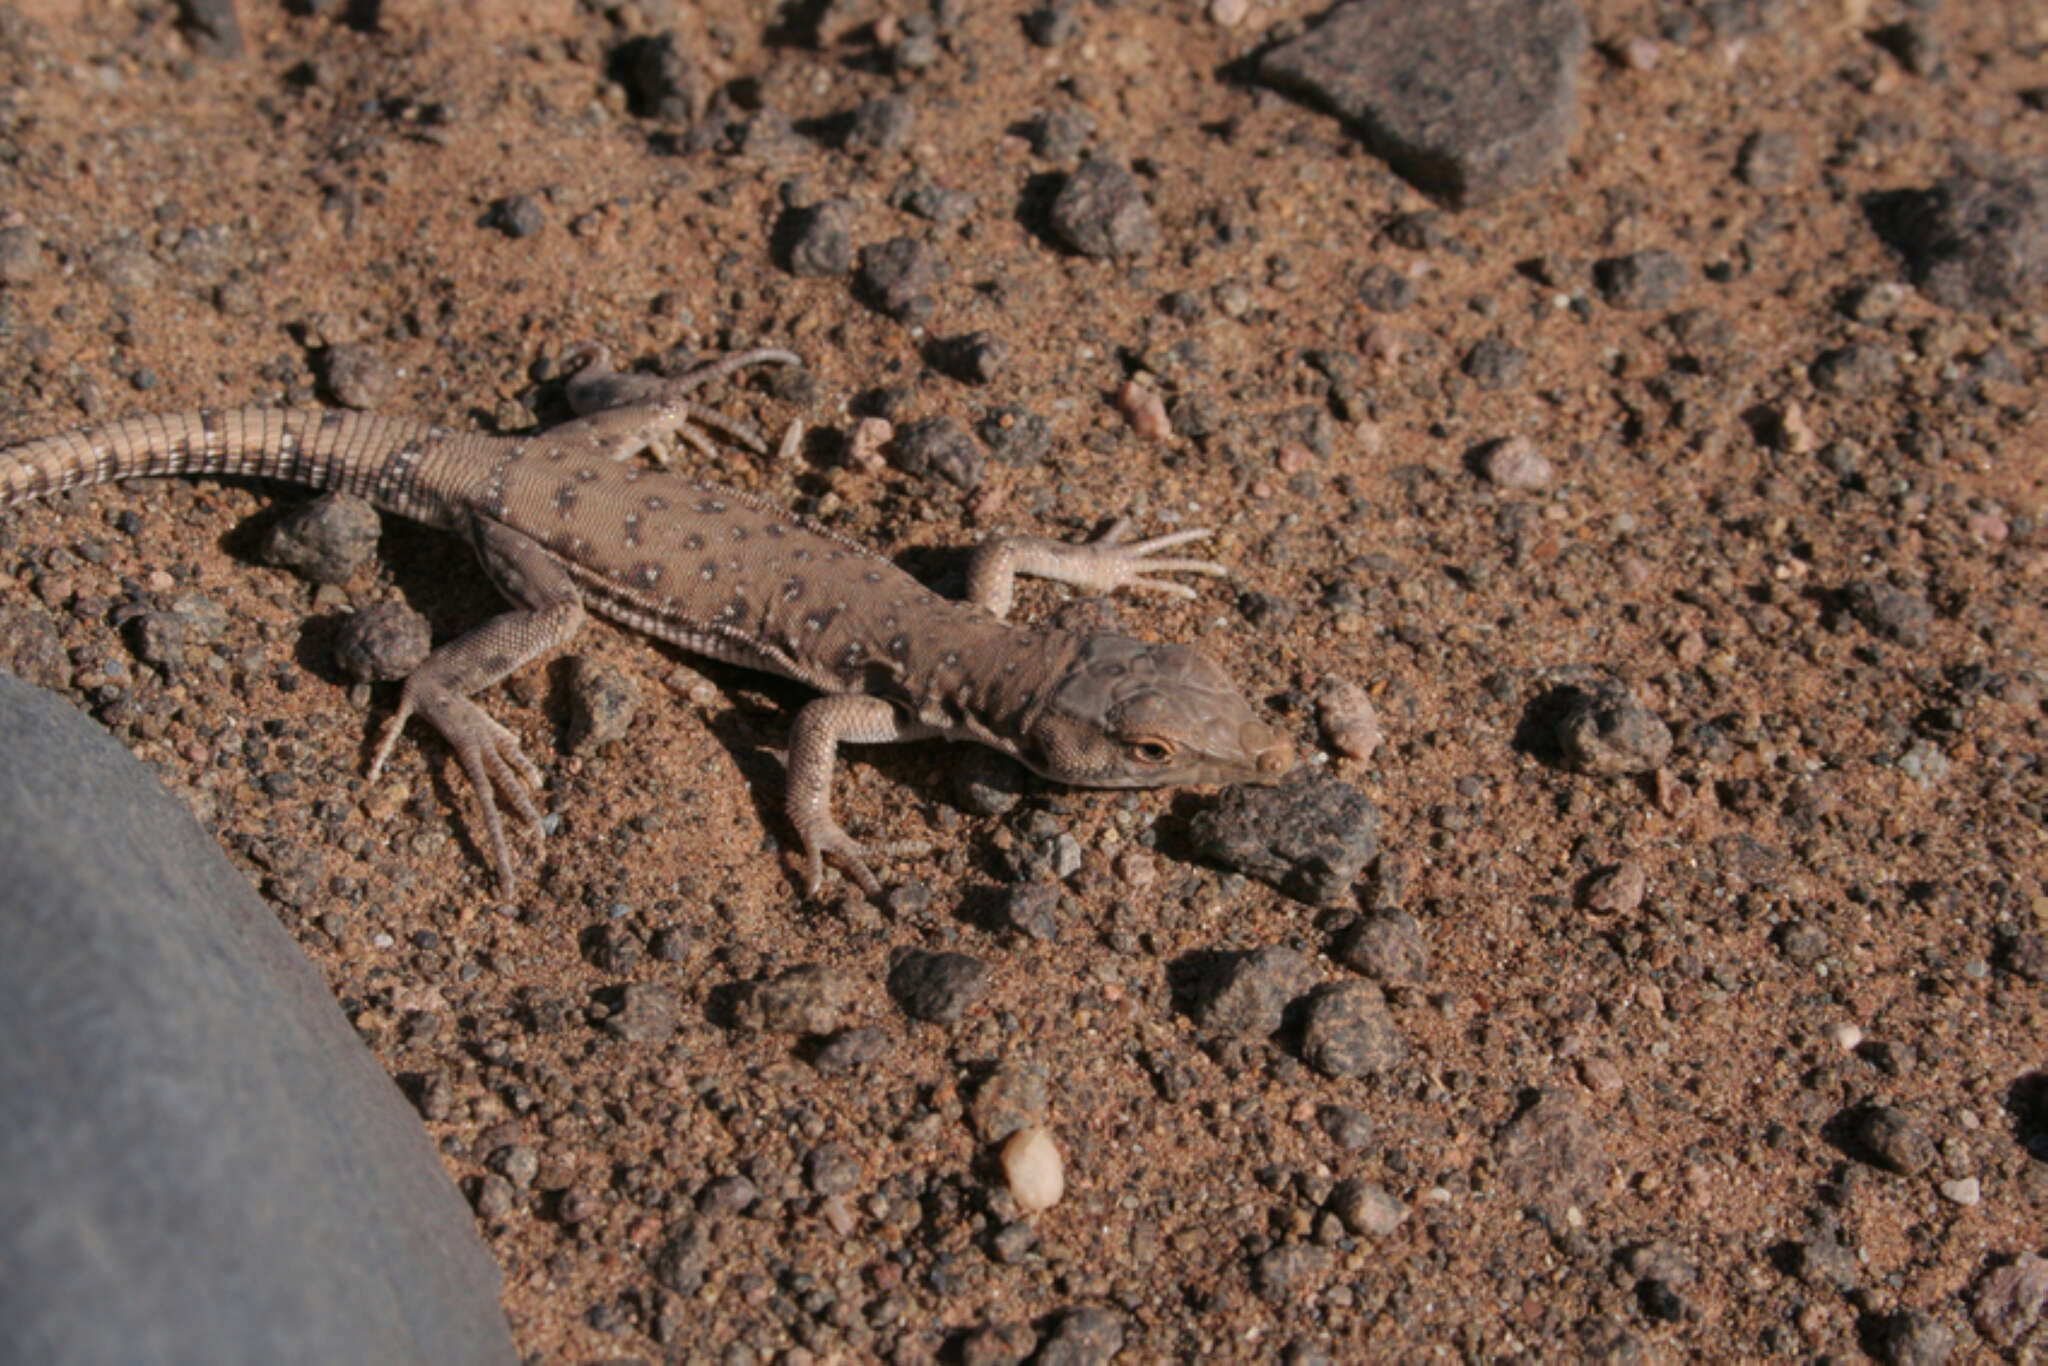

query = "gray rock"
(1871, 169), (2048, 313)
(1193, 946), (1316, 1038)
(1971, 1252), (2048, 1348)
(731, 964), (854, 1036)
(1050, 159), (1158, 258)
(1844, 1103), (1937, 1176)
(1257, 0), (1588, 206)
(1185, 770), (1380, 906)
(1298, 980), (1407, 1078)
(0, 674), (513, 1364)
(1495, 1088), (1610, 1217)
(1842, 578), (1931, 648)
(1548, 680), (1672, 776)
(1868, 1308), (1954, 1366)
(892, 416), (986, 491)
(1595, 249), (1689, 310)
(856, 235), (942, 323)
(886, 948), (989, 1024)
(566, 655), (639, 752)
(319, 344), (396, 411)
(261, 491), (382, 585)
(334, 601), (432, 682)
(1035, 1305), (1124, 1366)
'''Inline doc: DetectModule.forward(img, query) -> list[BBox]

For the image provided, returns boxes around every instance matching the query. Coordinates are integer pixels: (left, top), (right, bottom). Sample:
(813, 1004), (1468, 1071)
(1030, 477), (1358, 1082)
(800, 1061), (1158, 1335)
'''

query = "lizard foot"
(562, 342), (804, 459)
(1065, 518), (1231, 599)
(796, 819), (931, 899)
(369, 687), (545, 890)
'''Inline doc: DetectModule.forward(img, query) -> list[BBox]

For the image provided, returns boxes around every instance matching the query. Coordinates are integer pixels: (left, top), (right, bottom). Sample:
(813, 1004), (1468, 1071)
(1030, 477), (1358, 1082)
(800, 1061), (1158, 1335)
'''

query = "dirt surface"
(2, 0), (2046, 1361)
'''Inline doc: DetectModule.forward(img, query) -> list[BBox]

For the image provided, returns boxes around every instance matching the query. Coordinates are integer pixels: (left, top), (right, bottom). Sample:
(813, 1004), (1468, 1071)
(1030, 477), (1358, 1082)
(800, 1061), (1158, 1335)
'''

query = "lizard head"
(1019, 633), (1293, 789)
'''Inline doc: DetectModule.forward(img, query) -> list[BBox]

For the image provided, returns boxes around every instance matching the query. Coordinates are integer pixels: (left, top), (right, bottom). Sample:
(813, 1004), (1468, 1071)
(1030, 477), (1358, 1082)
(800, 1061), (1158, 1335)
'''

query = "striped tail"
(0, 407), (458, 521)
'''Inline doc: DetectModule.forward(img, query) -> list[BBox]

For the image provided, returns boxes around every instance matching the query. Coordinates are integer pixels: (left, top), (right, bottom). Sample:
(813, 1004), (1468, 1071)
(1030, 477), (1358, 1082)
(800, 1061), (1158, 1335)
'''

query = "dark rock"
(0, 607), (70, 690)
(1810, 341), (1898, 394)
(696, 1173), (757, 1216)
(488, 195), (545, 239)
(856, 235), (942, 323)
(1867, 1308), (1954, 1366)
(1316, 1105), (1376, 1151)
(1185, 770), (1381, 906)
(1795, 1232), (1861, 1291)
(1252, 1243), (1330, 1302)
(1595, 249), (1689, 310)
(1050, 160), (1158, 259)
(1873, 17), (1939, 78)
(811, 1024), (891, 1076)
(961, 1321), (1037, 1365)
(1022, 2), (1081, 47)
(1735, 130), (1800, 190)
(781, 200), (855, 277)
(0, 674), (514, 1363)
(334, 601), (432, 683)
(1256, 0), (1588, 206)
(262, 491), (381, 585)
(803, 1143), (861, 1196)
(891, 416), (985, 491)
(616, 31), (706, 122)
(2000, 931), (2047, 983)
(1328, 1178), (1407, 1235)
(176, 0), (242, 59)
(603, 983), (679, 1043)
(846, 96), (915, 155)
(565, 655), (638, 752)
(1031, 106), (1095, 161)
(1843, 1103), (1937, 1175)
(1869, 170), (2048, 314)
(886, 949), (989, 1024)
(1298, 980), (1407, 1078)
(1842, 579), (1931, 648)
(733, 964), (854, 1035)
(996, 883), (1060, 942)
(1193, 946), (1316, 1038)
(1549, 680), (1672, 776)
(1463, 338), (1526, 389)
(934, 330), (1008, 385)
(1495, 1088), (1610, 1217)
(1035, 1305), (1124, 1366)
(125, 611), (185, 674)
(318, 344), (396, 411)
(650, 1219), (710, 1294)
(1357, 262), (1416, 310)
(1971, 1253), (2048, 1348)
(975, 406), (1054, 466)
(968, 1061), (1048, 1142)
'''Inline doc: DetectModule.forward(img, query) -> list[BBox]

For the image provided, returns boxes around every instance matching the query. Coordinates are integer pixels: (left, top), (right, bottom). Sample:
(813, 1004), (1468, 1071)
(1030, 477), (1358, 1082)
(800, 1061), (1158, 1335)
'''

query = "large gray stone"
(1258, 0), (1588, 207)
(0, 674), (515, 1366)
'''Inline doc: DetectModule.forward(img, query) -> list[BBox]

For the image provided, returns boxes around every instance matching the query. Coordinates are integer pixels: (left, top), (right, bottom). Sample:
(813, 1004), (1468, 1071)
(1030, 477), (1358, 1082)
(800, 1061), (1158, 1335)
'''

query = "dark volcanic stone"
(1595, 249), (1689, 310)
(846, 95), (915, 155)
(334, 601), (431, 683)
(1843, 1103), (1937, 1175)
(1842, 579), (1931, 648)
(1050, 159), (1158, 258)
(1193, 946), (1316, 1038)
(319, 343), (396, 410)
(1869, 170), (2048, 314)
(0, 674), (514, 1363)
(1463, 337), (1526, 389)
(1185, 770), (1381, 906)
(1549, 680), (1673, 776)
(615, 31), (706, 122)
(1867, 1308), (1954, 1366)
(1297, 981), (1407, 1078)
(1035, 1305), (1124, 1366)
(781, 200), (855, 277)
(1810, 341), (1898, 394)
(603, 983), (679, 1043)
(566, 655), (638, 752)
(856, 235), (942, 323)
(262, 491), (381, 585)
(891, 416), (986, 491)
(886, 949), (989, 1024)
(1256, 0), (1588, 206)
(488, 194), (545, 239)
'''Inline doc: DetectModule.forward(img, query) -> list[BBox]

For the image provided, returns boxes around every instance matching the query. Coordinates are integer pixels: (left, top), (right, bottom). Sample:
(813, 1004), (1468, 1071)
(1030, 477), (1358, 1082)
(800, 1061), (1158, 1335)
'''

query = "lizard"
(0, 347), (1294, 895)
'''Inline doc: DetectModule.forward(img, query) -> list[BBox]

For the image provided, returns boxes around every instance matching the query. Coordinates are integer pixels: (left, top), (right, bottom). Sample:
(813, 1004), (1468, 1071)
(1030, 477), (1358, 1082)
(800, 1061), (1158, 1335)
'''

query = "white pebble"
(1479, 435), (1552, 490)
(1002, 1125), (1065, 1214)
(1829, 1023), (1863, 1052)
(1938, 1177), (1980, 1206)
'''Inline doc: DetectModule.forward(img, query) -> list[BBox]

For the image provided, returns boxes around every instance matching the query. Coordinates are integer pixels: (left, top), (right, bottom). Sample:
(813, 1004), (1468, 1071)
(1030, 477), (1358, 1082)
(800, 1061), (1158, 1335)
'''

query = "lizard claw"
(798, 817), (883, 899)
(1076, 520), (1230, 596)
(369, 685), (546, 890)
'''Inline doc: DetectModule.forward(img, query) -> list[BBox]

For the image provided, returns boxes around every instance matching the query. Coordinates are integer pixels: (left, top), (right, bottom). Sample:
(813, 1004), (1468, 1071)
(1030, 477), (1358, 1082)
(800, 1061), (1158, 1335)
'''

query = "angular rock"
(334, 601), (432, 683)
(1972, 1252), (2048, 1348)
(886, 949), (989, 1024)
(262, 491), (381, 585)
(1185, 771), (1380, 906)
(1547, 680), (1672, 776)
(1298, 980), (1407, 1078)
(1050, 159), (1158, 258)
(1257, 0), (1588, 206)
(1192, 946), (1315, 1038)
(1869, 170), (2048, 314)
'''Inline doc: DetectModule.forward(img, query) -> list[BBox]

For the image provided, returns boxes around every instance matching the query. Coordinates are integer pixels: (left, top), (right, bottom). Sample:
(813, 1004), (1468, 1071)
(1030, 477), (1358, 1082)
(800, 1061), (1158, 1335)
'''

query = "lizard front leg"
(555, 343), (802, 463)
(367, 517), (585, 889)
(785, 694), (939, 896)
(964, 517), (1230, 620)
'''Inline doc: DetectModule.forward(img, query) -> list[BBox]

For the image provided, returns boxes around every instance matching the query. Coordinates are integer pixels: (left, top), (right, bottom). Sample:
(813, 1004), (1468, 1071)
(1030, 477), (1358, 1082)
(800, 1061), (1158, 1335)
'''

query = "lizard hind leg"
(366, 519), (589, 889)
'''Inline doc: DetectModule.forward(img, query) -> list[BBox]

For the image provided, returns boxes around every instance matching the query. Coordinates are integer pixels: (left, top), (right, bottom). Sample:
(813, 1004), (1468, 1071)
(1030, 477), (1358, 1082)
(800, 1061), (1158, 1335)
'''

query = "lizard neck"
(901, 620), (1083, 759)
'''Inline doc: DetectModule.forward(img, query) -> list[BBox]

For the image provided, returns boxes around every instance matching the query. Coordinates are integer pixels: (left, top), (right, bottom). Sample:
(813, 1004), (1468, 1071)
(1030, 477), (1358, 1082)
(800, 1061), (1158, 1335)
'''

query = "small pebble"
(1937, 1177), (1980, 1206)
(1002, 1126), (1064, 1214)
(1315, 678), (1381, 761)
(1831, 1022), (1865, 1052)
(1117, 380), (1173, 442)
(1478, 436), (1552, 490)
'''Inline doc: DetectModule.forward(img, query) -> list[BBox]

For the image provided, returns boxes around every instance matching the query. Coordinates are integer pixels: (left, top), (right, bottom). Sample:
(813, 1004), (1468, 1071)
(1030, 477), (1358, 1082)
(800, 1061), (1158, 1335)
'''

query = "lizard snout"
(1245, 721), (1294, 783)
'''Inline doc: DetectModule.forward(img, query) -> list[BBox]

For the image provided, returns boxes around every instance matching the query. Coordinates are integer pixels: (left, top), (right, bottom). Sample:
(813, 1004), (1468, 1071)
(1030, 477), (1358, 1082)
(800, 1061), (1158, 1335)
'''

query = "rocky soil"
(1, 0), (2045, 1361)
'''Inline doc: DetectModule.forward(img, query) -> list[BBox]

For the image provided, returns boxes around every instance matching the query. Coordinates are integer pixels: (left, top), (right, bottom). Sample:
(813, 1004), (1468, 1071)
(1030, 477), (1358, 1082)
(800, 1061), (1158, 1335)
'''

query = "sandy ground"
(1, 0), (2045, 1360)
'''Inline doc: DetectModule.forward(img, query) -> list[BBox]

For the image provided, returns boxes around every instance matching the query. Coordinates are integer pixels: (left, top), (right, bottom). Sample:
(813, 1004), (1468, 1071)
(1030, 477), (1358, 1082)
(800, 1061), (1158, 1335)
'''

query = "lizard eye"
(1129, 739), (1174, 764)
